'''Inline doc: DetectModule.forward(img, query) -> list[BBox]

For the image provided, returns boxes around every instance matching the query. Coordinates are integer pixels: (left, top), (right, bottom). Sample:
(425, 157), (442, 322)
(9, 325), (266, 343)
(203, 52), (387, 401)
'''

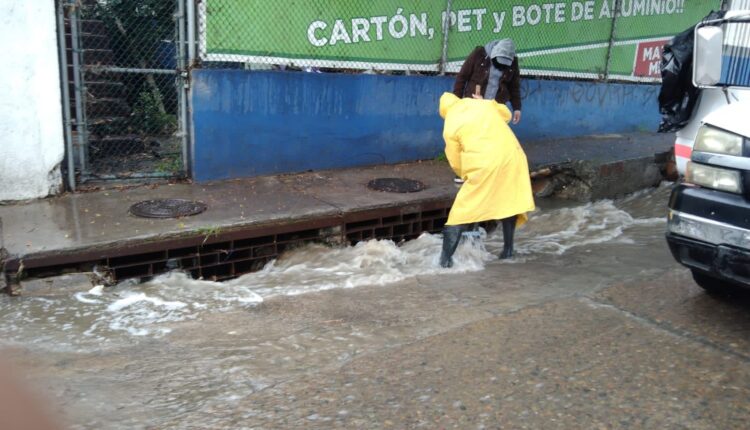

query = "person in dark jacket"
(453, 38), (522, 125)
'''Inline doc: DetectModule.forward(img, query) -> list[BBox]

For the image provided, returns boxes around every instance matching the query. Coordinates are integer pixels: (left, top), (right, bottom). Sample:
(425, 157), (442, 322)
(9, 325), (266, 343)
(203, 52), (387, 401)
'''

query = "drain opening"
(367, 178), (426, 193)
(130, 199), (207, 219)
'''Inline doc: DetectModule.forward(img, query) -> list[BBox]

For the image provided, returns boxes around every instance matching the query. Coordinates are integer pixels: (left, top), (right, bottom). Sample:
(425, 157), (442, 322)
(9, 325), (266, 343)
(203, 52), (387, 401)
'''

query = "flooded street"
(2, 183), (749, 429)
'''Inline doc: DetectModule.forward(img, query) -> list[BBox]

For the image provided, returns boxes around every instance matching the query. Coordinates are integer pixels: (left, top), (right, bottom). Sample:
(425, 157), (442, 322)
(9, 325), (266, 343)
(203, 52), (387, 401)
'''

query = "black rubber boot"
(440, 225), (465, 268)
(499, 216), (517, 259)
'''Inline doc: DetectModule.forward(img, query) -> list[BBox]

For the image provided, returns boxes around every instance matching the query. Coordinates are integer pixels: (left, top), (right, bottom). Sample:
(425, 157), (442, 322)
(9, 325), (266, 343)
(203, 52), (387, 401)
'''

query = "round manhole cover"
(129, 199), (207, 219)
(367, 178), (426, 193)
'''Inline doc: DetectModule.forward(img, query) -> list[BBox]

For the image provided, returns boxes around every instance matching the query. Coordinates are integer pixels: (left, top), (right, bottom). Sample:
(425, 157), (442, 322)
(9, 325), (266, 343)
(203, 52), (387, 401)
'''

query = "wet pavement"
(2, 183), (749, 429)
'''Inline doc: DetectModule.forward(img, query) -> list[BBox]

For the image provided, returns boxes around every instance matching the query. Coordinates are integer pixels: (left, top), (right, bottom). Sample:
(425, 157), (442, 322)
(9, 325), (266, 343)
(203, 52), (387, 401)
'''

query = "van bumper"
(666, 184), (750, 288)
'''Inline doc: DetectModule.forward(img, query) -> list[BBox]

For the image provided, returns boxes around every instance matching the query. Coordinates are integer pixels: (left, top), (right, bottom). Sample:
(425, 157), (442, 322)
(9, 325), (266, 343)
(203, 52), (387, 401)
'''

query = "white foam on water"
(106, 293), (188, 312)
(73, 292), (103, 305)
(499, 201), (629, 256)
(220, 233), (492, 298)
(486, 197), (667, 257)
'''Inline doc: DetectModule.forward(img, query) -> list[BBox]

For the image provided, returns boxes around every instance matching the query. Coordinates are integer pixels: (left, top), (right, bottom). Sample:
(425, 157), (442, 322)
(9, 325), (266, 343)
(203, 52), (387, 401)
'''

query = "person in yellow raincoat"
(438, 92), (535, 267)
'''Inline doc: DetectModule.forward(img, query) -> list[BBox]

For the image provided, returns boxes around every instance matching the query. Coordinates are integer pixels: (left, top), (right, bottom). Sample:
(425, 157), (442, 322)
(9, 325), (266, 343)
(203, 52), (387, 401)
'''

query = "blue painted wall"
(192, 69), (659, 182)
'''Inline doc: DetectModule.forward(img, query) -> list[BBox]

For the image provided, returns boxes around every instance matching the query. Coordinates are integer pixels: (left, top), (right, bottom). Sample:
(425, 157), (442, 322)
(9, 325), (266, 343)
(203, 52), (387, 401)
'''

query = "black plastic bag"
(658, 10), (725, 133)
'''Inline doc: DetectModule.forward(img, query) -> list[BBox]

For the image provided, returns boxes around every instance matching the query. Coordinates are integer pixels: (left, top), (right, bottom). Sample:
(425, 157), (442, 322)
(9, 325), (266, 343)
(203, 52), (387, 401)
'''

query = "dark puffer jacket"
(452, 46), (522, 111)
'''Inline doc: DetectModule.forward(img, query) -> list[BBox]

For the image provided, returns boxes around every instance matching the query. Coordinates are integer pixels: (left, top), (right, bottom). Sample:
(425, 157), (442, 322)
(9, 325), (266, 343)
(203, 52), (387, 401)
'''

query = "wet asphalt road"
(4, 188), (750, 430)
(193, 255), (750, 429)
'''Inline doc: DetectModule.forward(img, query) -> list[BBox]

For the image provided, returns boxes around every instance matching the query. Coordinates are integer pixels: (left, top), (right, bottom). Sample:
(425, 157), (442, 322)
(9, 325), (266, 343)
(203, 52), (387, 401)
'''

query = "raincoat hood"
(485, 38), (515, 66)
(439, 92), (460, 119)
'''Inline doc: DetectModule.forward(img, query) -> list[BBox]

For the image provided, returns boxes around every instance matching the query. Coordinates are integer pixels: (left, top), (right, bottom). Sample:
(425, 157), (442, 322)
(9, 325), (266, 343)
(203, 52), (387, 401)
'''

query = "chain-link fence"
(196, 0), (723, 81)
(56, 0), (728, 187)
(60, 0), (188, 185)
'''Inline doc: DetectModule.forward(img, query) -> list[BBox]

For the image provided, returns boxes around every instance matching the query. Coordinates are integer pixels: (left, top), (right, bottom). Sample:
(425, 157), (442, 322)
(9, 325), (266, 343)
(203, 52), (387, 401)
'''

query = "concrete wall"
(192, 69), (659, 182)
(0, 1), (65, 201)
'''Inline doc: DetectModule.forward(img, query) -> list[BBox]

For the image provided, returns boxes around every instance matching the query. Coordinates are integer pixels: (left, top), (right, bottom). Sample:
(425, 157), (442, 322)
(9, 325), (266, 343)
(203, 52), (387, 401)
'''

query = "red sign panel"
(633, 40), (669, 78)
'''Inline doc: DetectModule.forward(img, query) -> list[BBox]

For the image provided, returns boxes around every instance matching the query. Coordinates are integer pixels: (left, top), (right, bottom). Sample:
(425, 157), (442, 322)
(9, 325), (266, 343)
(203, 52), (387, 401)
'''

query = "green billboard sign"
(200, 0), (721, 80)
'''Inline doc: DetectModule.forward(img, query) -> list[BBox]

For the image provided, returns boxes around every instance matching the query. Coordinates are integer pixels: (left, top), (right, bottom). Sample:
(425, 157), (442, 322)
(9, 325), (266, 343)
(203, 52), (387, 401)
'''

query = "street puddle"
(0, 184), (671, 346)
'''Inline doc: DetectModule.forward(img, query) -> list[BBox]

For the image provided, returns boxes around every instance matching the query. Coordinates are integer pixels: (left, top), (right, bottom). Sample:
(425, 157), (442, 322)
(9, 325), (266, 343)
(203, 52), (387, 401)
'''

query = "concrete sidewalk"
(0, 132), (673, 287)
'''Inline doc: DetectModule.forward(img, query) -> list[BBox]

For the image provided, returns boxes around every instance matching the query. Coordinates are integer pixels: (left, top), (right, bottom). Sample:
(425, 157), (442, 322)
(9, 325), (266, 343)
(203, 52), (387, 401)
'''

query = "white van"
(673, 1), (750, 174)
(666, 5), (750, 293)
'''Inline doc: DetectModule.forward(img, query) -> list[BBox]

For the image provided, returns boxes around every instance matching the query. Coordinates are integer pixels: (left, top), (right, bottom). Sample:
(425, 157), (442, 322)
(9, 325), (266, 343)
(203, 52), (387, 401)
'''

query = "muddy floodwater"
(3, 183), (748, 429)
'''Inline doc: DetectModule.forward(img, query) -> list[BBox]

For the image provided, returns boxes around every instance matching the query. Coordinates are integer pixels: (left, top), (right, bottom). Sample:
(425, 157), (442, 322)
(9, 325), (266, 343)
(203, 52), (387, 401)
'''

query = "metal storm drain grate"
(5, 201), (464, 287)
(367, 178), (426, 193)
(130, 199), (208, 219)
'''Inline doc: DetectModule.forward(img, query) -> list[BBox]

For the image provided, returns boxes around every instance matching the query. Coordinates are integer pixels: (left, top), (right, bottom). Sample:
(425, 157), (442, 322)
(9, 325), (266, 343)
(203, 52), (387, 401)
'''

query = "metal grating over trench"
(343, 204), (449, 245)
(4, 201), (453, 287)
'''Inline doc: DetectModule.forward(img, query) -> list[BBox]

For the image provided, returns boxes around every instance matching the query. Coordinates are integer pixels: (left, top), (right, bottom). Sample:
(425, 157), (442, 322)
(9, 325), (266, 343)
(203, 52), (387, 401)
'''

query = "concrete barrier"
(191, 70), (661, 182)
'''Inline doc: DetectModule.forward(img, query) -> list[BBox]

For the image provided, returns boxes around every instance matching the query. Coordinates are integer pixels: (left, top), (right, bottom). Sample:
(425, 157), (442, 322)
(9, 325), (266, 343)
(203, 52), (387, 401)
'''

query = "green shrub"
(132, 90), (177, 135)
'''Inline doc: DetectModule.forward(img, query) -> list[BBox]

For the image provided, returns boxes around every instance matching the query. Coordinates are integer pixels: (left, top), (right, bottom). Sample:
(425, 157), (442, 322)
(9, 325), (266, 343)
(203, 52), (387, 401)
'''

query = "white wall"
(0, 0), (65, 201)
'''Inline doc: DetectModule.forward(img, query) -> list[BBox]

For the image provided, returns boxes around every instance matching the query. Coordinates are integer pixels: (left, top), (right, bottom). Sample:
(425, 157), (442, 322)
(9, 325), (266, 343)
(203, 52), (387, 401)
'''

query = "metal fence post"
(603, 0), (622, 81)
(177, 1), (186, 73)
(56, 1), (76, 191)
(187, 0), (197, 177)
(187, 0), (197, 66)
(69, 1), (88, 177)
(177, 0), (190, 178)
(439, 0), (453, 75)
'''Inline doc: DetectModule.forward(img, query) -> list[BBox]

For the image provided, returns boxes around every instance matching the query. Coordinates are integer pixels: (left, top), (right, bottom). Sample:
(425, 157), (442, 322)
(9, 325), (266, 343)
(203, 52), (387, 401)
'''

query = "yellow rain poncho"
(439, 92), (535, 226)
